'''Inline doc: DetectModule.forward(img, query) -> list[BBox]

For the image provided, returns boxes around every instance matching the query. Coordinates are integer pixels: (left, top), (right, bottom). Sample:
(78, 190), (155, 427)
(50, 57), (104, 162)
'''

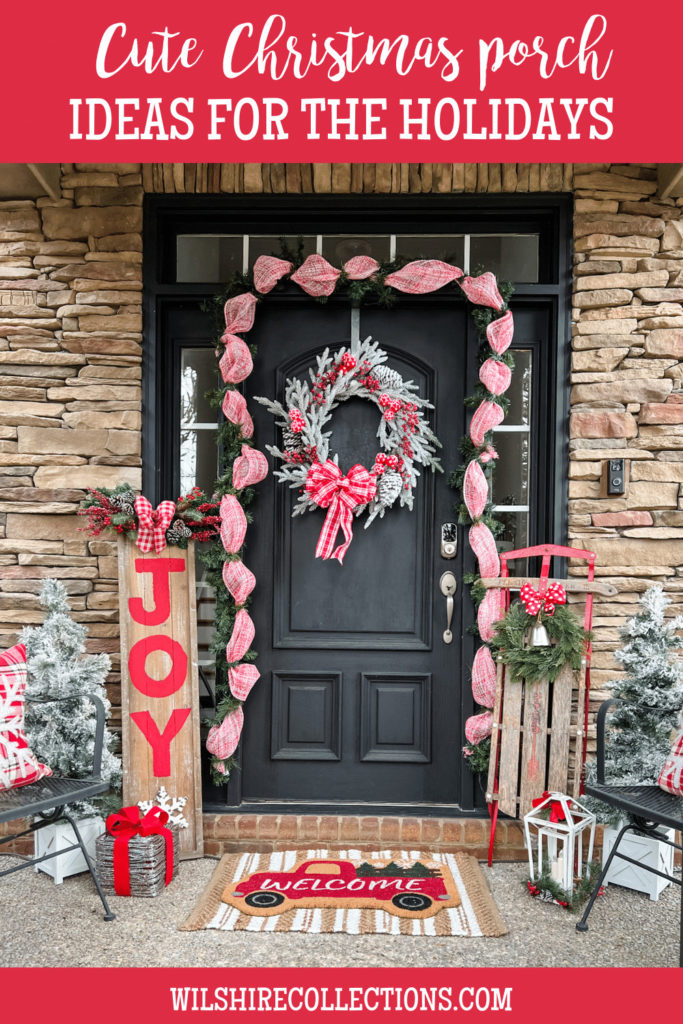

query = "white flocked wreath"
(255, 334), (442, 527)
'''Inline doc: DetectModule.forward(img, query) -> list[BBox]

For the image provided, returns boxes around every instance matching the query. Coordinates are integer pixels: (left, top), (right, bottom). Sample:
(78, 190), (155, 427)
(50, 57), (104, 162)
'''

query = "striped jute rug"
(180, 849), (507, 937)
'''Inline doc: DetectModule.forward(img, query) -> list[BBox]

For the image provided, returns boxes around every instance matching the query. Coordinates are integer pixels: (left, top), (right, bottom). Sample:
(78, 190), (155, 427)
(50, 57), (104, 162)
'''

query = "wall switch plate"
(606, 458), (626, 495)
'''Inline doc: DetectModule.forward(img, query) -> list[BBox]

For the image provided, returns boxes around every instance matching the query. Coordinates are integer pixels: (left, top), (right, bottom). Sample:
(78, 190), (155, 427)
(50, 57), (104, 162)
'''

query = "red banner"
(1, 0), (681, 161)
(0, 967), (681, 1020)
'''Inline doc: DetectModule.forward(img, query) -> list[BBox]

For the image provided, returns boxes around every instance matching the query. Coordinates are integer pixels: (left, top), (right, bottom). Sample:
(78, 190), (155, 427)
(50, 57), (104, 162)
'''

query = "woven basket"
(95, 826), (180, 897)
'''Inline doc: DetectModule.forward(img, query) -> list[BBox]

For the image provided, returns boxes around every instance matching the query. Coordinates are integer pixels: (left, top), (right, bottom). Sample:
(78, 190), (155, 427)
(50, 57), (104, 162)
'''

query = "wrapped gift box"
(96, 825), (180, 897)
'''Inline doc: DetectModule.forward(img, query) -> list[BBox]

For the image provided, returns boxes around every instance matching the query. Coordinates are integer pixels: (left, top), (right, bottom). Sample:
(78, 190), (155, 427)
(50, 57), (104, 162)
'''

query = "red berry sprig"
(379, 394), (402, 421)
(372, 452), (400, 475)
(340, 352), (357, 373)
(289, 408), (306, 433)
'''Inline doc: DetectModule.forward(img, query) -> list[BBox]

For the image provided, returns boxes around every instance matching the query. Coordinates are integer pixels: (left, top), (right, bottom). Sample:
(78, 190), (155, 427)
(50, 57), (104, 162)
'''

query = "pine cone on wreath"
(165, 520), (193, 546)
(377, 470), (403, 508)
(373, 366), (404, 391)
(282, 427), (305, 453)
(110, 490), (136, 516)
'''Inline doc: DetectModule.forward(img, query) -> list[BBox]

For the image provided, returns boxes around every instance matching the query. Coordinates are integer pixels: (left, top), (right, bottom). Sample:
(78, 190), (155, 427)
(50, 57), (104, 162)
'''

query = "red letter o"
(128, 635), (187, 698)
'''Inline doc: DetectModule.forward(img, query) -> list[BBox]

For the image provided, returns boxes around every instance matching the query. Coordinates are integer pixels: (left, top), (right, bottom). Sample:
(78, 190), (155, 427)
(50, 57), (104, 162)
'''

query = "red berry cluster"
(357, 360), (380, 393)
(378, 393), (402, 421)
(372, 452), (400, 475)
(289, 408), (306, 433)
(340, 352), (357, 373)
(283, 444), (318, 466)
(178, 486), (203, 501)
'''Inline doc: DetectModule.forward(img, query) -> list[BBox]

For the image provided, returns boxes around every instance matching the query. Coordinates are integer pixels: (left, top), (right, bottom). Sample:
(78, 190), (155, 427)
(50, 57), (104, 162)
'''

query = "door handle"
(439, 572), (457, 645)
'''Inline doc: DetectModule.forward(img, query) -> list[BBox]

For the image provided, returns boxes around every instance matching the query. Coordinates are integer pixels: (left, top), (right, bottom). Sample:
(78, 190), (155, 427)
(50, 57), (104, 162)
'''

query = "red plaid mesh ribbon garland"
(232, 444), (268, 489)
(219, 337), (253, 384)
(221, 389), (254, 438)
(465, 711), (493, 744)
(479, 357), (512, 396)
(222, 293), (257, 336)
(384, 259), (463, 293)
(290, 254), (341, 297)
(471, 645), (497, 709)
(253, 254), (293, 294)
(133, 496), (176, 554)
(228, 664), (260, 702)
(219, 495), (248, 554)
(469, 400), (505, 448)
(207, 257), (514, 770)
(486, 310), (514, 354)
(222, 558), (256, 606)
(460, 272), (504, 310)
(469, 522), (500, 580)
(344, 255), (380, 279)
(305, 460), (377, 564)
(206, 706), (244, 762)
(226, 609), (255, 664)
(463, 459), (489, 520)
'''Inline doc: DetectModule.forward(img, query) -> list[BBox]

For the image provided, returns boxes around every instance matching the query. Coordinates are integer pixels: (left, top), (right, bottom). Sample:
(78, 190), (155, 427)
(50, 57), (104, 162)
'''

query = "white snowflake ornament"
(138, 786), (189, 829)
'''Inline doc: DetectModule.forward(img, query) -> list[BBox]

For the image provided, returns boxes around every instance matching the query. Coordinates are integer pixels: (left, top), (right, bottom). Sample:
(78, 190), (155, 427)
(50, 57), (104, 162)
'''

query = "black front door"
(241, 296), (468, 806)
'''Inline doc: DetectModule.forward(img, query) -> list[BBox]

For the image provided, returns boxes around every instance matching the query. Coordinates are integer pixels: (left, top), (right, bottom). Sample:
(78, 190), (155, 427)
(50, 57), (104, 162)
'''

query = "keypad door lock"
(441, 523), (458, 559)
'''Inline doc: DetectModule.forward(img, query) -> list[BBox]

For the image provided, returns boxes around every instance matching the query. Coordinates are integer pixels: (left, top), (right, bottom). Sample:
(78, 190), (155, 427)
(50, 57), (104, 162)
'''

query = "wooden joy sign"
(118, 537), (203, 859)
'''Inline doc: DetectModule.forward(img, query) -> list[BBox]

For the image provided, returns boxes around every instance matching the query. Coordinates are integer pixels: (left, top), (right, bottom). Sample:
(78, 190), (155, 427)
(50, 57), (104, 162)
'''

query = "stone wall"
(1, 161), (682, 748)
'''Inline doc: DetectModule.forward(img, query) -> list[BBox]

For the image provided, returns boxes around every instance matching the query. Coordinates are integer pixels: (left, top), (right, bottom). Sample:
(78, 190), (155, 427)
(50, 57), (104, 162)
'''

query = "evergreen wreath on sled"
(255, 336), (442, 561)
(490, 601), (592, 685)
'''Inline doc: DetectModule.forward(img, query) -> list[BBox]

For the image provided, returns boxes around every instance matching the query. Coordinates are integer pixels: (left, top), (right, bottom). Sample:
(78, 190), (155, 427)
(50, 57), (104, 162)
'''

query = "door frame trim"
(143, 192), (572, 815)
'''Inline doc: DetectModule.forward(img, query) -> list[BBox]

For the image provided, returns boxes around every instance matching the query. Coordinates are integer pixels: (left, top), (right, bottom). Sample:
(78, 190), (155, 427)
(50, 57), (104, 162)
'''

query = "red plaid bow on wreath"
(305, 460), (377, 564)
(519, 581), (567, 617)
(133, 496), (176, 554)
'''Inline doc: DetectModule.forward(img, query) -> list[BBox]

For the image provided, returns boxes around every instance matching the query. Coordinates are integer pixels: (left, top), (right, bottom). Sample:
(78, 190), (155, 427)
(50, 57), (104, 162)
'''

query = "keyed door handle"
(439, 572), (457, 645)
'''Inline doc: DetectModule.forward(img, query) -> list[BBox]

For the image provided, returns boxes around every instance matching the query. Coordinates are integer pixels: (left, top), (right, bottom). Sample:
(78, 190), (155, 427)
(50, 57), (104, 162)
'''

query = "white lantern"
(523, 792), (596, 896)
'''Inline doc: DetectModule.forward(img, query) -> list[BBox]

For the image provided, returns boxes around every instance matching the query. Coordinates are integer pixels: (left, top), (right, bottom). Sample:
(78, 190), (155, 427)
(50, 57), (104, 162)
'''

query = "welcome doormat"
(180, 850), (507, 936)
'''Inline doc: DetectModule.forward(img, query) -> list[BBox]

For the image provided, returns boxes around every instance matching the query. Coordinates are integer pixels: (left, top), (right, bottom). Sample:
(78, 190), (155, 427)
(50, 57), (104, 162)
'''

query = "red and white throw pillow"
(658, 712), (683, 797)
(0, 642), (52, 791)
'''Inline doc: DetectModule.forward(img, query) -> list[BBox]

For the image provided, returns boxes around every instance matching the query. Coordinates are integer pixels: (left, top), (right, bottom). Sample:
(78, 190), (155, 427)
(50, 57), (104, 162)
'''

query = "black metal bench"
(0, 694), (115, 921)
(576, 698), (682, 966)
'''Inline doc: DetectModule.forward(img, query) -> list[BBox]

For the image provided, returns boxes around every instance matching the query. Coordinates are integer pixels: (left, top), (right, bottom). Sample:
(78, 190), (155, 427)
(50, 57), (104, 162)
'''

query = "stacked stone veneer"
(0, 163), (682, 843)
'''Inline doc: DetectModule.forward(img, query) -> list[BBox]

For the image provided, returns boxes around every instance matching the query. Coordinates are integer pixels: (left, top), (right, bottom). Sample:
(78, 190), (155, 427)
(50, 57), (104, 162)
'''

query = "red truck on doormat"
(222, 858), (461, 918)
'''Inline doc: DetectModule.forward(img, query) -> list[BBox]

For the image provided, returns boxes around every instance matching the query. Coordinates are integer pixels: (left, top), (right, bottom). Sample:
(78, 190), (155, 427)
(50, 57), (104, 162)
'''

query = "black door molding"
(143, 192), (572, 815)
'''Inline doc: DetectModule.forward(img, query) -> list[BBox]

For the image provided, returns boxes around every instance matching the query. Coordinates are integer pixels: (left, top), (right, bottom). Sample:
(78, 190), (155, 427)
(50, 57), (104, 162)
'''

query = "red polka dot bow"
(519, 581), (567, 617)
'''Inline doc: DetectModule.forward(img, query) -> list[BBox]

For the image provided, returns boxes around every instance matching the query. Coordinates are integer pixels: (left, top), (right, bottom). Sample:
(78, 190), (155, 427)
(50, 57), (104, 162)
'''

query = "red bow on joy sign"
(134, 496), (176, 554)
(531, 791), (567, 823)
(520, 581), (567, 617)
(305, 460), (377, 564)
(105, 805), (174, 896)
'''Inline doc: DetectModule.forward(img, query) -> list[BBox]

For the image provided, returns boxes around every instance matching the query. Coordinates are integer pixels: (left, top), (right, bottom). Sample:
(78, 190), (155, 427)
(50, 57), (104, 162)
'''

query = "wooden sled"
(481, 544), (616, 867)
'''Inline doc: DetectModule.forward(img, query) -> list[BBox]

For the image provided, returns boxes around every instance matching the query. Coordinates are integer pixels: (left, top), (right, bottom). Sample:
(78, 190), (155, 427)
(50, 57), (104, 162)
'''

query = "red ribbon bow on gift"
(531, 791), (567, 823)
(519, 581), (567, 617)
(105, 805), (174, 896)
(134, 496), (176, 554)
(305, 460), (377, 564)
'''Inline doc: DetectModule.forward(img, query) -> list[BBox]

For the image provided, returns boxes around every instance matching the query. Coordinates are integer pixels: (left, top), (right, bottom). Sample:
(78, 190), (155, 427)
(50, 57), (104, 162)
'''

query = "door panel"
(243, 298), (468, 805)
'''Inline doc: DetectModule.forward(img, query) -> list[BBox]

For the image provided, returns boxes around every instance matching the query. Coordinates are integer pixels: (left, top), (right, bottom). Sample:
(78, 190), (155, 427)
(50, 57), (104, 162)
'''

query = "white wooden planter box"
(602, 823), (675, 901)
(34, 817), (104, 884)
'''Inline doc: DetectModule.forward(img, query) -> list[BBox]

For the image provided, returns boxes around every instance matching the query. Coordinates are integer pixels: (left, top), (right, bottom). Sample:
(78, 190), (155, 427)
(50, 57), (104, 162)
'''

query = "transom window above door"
(176, 231), (540, 285)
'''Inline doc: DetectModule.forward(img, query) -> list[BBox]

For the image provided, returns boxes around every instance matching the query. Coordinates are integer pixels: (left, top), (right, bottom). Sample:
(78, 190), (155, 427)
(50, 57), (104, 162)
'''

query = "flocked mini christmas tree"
(19, 579), (122, 815)
(586, 585), (683, 820)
